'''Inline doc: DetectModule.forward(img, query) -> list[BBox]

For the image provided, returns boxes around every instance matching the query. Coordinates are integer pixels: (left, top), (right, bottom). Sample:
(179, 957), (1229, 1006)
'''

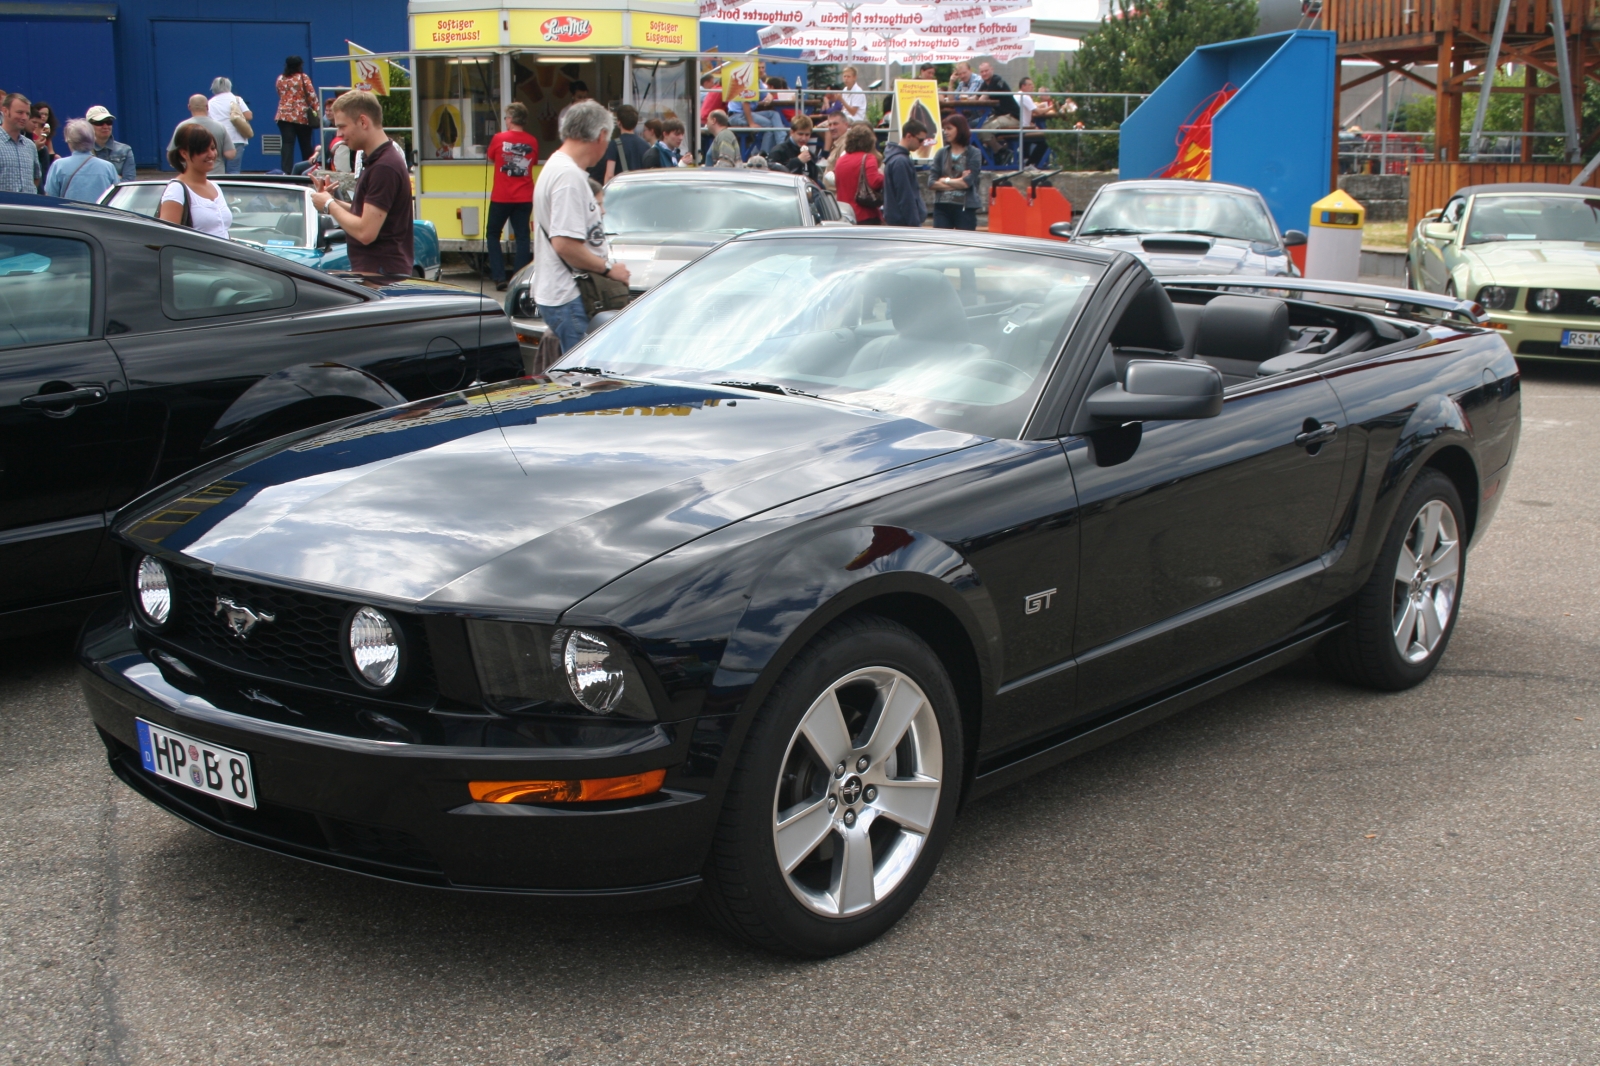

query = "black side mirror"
(317, 212), (346, 250)
(1085, 359), (1223, 422)
(1282, 229), (1307, 247)
(1049, 220), (1076, 239)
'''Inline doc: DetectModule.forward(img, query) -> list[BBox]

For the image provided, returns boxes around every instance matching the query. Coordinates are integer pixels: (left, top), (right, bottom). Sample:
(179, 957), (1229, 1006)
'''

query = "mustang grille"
(1523, 288), (1600, 317)
(160, 565), (435, 697)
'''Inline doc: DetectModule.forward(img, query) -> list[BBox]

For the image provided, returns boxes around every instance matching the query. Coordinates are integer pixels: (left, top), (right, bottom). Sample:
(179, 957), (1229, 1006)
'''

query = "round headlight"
(563, 629), (625, 713)
(1533, 287), (1561, 312)
(347, 606), (401, 688)
(135, 555), (171, 626)
(1476, 285), (1512, 310)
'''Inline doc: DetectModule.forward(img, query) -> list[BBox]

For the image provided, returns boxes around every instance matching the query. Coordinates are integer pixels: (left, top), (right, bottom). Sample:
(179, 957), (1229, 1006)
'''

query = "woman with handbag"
(157, 124), (232, 240)
(833, 122), (884, 225)
(207, 77), (252, 174)
(275, 56), (318, 174)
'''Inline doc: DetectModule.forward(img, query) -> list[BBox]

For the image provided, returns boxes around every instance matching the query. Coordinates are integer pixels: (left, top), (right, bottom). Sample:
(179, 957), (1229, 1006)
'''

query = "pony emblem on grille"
(215, 597), (276, 640)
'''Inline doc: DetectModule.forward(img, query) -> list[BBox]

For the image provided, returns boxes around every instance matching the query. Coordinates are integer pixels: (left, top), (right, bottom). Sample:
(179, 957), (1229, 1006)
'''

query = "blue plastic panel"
(1119, 31), (1336, 234)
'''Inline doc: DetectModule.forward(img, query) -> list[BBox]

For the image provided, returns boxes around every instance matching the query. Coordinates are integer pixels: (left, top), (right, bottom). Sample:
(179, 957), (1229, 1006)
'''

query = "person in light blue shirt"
(44, 119), (120, 201)
(0, 93), (41, 193)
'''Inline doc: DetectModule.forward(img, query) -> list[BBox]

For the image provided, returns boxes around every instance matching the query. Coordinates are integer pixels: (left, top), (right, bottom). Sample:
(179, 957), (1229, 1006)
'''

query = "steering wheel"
(953, 357), (1033, 390)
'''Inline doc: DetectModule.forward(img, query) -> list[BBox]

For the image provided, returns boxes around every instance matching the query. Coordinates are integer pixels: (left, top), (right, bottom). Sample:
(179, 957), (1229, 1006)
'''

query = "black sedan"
(80, 229), (1519, 957)
(0, 193), (521, 636)
(1064, 179), (1306, 276)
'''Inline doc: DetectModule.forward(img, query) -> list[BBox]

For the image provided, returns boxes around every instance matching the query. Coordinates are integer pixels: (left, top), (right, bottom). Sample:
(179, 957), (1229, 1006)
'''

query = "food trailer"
(406, 0), (700, 251)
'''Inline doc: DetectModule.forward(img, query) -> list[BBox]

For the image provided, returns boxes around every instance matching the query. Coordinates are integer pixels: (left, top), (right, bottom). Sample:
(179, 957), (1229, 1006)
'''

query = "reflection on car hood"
(119, 375), (984, 616)
(1465, 242), (1600, 287)
(510, 231), (727, 299)
(1073, 233), (1290, 276)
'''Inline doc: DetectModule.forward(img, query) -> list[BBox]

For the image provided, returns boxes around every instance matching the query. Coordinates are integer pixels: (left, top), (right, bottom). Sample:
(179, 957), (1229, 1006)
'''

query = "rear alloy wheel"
(1320, 469), (1465, 690)
(698, 617), (962, 956)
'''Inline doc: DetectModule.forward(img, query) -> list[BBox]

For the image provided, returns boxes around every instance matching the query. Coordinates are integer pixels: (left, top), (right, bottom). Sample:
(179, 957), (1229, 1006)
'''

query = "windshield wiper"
(715, 379), (814, 397)
(1077, 227), (1144, 236)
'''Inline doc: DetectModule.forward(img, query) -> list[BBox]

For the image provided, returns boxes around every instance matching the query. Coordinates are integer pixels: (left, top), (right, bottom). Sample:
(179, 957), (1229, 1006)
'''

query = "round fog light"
(135, 556), (171, 626)
(1533, 287), (1561, 312)
(347, 606), (402, 687)
(563, 630), (625, 713)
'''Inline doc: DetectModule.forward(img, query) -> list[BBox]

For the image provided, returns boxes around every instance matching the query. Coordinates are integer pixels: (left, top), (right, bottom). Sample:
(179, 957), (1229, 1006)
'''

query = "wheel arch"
(1422, 443), (1480, 543)
(201, 362), (404, 453)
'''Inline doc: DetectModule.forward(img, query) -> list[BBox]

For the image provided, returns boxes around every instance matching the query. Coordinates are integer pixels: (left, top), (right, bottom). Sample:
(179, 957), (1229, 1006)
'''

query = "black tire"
(1319, 468), (1466, 690)
(697, 615), (963, 957)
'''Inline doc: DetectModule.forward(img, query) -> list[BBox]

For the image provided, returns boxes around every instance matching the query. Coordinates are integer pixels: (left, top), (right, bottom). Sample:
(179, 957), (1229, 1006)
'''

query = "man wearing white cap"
(87, 106), (136, 181)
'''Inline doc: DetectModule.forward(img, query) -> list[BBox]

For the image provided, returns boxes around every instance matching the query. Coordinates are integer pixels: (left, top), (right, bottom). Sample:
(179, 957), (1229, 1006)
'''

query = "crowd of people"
(1, 91), (135, 200)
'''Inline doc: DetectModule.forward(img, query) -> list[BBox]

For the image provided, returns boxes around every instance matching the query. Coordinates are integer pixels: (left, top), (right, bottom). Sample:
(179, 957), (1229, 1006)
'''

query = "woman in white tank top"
(157, 122), (233, 240)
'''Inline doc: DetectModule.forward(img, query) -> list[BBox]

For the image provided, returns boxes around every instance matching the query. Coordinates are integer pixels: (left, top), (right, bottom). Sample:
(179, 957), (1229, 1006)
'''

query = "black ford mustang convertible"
(80, 229), (1520, 957)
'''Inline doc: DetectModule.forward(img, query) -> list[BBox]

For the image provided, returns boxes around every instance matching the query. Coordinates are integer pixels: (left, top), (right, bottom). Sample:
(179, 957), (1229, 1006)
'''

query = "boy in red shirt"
(486, 102), (539, 290)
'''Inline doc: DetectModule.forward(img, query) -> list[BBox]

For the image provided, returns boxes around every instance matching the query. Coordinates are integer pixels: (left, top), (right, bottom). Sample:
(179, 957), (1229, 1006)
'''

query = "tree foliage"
(1048, 0), (1258, 169)
(1388, 69), (1600, 161)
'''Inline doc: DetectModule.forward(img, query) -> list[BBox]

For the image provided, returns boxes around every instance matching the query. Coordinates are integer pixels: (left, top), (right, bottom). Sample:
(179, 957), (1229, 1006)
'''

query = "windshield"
(603, 181), (804, 236)
(1078, 185), (1277, 243)
(106, 184), (310, 247)
(1464, 195), (1600, 244)
(560, 237), (1102, 438)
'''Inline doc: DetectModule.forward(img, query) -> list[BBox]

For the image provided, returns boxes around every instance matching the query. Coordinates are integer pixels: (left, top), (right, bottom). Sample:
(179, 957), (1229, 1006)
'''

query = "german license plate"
(135, 719), (256, 809)
(1561, 330), (1600, 350)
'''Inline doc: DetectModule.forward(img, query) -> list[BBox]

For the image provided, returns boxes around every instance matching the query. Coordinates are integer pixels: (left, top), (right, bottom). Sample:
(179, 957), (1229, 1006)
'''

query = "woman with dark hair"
(833, 121), (884, 224)
(275, 55), (318, 173)
(29, 102), (58, 174)
(928, 113), (981, 230)
(158, 123), (232, 239)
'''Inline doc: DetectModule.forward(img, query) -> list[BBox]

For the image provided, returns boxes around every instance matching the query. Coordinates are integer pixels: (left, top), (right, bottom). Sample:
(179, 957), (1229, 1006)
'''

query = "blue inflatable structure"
(1118, 30), (1338, 234)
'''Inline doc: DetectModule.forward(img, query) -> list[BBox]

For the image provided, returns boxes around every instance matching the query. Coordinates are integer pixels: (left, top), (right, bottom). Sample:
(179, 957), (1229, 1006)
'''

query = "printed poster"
(722, 60), (760, 104)
(349, 41), (391, 95)
(894, 79), (942, 158)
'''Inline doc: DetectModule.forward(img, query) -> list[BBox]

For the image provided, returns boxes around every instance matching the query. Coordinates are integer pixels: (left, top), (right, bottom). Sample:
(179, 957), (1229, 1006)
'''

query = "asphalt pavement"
(3, 364), (1597, 1066)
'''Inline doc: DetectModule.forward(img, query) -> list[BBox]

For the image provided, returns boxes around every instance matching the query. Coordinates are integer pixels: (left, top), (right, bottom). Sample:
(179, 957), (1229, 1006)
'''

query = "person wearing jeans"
(485, 102), (538, 290)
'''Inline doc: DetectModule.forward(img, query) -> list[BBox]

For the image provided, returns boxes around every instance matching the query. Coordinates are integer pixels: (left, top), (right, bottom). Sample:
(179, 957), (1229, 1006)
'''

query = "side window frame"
(158, 244), (299, 323)
(0, 225), (105, 350)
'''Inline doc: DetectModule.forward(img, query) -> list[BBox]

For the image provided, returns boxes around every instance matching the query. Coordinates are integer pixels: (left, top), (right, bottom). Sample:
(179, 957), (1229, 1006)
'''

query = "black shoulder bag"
(540, 223), (633, 318)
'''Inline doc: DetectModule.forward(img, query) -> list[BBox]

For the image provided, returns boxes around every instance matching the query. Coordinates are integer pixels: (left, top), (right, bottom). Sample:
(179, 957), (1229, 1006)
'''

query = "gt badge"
(1024, 588), (1058, 615)
(215, 597), (276, 640)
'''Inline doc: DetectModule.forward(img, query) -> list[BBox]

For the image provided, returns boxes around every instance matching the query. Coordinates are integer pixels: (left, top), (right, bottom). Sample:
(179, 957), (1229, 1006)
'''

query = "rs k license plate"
(135, 719), (257, 809)
(1561, 330), (1600, 350)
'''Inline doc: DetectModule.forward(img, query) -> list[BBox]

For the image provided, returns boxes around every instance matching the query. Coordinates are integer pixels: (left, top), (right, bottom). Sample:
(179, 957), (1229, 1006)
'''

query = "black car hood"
(121, 375), (984, 617)
(1072, 233), (1289, 276)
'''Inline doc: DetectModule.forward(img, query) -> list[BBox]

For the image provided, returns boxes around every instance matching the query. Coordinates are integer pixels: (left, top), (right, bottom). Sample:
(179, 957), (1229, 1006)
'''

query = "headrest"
(1196, 295), (1289, 363)
(1109, 278), (1185, 352)
(886, 268), (968, 342)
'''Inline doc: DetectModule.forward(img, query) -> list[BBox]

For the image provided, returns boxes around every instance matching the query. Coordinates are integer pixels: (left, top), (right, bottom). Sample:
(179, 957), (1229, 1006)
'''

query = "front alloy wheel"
(698, 616), (962, 957)
(773, 667), (943, 918)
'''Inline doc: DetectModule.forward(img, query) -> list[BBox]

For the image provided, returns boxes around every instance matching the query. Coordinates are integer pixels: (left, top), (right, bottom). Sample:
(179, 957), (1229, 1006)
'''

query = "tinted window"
(602, 182), (804, 236)
(563, 237), (1103, 438)
(161, 247), (296, 320)
(1079, 185), (1277, 243)
(0, 234), (93, 348)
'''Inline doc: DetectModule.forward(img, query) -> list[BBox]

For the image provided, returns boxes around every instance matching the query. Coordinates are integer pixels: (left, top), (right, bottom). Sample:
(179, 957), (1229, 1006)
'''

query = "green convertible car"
(1408, 182), (1600, 362)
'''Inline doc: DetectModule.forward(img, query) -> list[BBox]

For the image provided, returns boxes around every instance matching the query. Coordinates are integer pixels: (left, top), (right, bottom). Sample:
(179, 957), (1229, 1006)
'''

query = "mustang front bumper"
(78, 607), (717, 907)
(1485, 309), (1600, 361)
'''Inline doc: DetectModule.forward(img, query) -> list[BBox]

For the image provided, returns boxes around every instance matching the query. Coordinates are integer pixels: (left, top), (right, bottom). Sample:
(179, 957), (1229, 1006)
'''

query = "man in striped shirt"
(1, 93), (41, 193)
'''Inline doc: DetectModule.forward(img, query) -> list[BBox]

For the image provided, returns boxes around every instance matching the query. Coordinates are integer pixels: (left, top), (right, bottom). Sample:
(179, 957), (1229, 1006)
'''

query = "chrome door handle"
(1294, 421), (1338, 447)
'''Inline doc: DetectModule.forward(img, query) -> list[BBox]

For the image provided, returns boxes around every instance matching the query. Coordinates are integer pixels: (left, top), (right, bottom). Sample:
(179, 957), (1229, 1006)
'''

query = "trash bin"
(1304, 189), (1365, 282)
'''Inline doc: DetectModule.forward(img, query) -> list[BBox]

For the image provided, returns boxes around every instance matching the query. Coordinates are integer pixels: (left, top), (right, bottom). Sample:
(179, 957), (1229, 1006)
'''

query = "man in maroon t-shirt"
(485, 102), (538, 290)
(311, 90), (414, 277)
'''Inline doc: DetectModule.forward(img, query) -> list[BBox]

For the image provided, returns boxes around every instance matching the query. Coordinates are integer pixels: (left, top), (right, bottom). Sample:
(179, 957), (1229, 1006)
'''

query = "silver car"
(1062, 178), (1304, 277)
(505, 167), (848, 354)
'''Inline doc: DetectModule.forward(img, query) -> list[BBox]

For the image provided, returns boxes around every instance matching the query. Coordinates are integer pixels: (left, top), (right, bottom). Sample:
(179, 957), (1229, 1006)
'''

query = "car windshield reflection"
(560, 237), (1102, 438)
(1078, 186), (1277, 243)
(106, 184), (310, 247)
(602, 182), (803, 236)
(1464, 194), (1600, 244)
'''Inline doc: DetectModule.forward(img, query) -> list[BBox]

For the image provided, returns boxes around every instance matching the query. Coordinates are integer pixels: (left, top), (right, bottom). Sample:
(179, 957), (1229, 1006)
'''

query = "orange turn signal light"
(470, 769), (667, 805)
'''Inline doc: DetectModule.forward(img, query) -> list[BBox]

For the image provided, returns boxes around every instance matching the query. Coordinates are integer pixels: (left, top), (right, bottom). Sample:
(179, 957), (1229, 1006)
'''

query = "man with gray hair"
(168, 94), (235, 174)
(43, 119), (118, 201)
(532, 99), (631, 353)
(207, 76), (251, 173)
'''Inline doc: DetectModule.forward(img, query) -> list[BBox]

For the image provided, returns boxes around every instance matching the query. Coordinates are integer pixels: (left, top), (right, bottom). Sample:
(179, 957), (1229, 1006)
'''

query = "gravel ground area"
(2, 365), (1596, 1066)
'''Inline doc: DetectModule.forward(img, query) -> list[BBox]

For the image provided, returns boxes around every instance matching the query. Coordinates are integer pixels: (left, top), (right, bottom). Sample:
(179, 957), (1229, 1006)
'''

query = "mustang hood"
(607, 232), (727, 290)
(119, 375), (983, 616)
(1466, 242), (1600, 287)
(1073, 233), (1290, 276)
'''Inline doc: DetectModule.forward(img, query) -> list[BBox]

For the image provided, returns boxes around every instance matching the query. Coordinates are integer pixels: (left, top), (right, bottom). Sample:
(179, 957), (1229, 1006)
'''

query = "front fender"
(202, 361), (404, 452)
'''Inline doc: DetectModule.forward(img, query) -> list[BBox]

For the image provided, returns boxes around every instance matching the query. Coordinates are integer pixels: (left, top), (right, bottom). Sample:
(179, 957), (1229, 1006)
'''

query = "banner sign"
(631, 12), (699, 50)
(702, 0), (1030, 21)
(411, 10), (499, 50)
(507, 9), (626, 47)
(348, 41), (390, 95)
(722, 59), (761, 102)
(894, 79), (942, 157)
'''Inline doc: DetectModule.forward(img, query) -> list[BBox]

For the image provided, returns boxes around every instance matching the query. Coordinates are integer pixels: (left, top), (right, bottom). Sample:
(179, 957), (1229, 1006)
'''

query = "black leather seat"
(1194, 295), (1289, 381)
